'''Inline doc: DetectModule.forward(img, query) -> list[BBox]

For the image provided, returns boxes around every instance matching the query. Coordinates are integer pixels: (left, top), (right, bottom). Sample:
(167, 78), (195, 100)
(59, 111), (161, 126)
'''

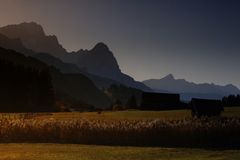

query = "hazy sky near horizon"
(0, 0), (240, 87)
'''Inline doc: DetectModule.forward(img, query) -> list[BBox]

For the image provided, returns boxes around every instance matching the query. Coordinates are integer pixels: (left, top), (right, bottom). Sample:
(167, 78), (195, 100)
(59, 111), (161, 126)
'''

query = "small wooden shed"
(141, 92), (181, 110)
(190, 98), (224, 117)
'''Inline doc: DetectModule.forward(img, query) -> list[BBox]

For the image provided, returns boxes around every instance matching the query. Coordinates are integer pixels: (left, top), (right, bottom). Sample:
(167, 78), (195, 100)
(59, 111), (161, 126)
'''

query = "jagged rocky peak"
(163, 74), (175, 80)
(0, 22), (151, 91)
(92, 42), (110, 52)
(0, 22), (67, 56)
(18, 22), (45, 35)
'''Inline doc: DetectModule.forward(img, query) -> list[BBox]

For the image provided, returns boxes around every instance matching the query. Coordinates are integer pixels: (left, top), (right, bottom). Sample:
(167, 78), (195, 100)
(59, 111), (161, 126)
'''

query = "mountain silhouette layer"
(143, 74), (240, 101)
(0, 22), (151, 91)
(0, 22), (66, 56)
(65, 42), (151, 91)
(0, 45), (110, 108)
(33, 52), (126, 90)
(0, 47), (57, 112)
(0, 30), (121, 90)
(0, 33), (34, 56)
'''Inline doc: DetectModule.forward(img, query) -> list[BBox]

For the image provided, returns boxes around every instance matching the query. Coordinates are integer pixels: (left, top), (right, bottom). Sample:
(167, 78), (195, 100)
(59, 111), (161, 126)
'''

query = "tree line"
(222, 94), (240, 107)
(0, 59), (56, 112)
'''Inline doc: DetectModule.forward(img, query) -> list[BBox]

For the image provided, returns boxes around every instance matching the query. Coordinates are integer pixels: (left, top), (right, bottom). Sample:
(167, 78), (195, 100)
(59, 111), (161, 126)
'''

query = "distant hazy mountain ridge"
(143, 74), (240, 101)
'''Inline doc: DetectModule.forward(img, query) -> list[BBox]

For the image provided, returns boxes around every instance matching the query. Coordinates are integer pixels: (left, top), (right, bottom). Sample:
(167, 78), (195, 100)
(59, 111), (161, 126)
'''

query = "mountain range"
(0, 22), (239, 104)
(143, 74), (240, 101)
(0, 34), (110, 108)
(0, 22), (151, 91)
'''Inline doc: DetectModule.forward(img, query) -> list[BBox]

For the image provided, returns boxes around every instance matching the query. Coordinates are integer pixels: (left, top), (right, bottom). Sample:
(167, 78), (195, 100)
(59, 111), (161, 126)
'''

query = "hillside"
(66, 43), (151, 91)
(0, 47), (110, 109)
(0, 33), (35, 56)
(0, 22), (151, 91)
(104, 84), (143, 107)
(51, 69), (110, 108)
(0, 47), (55, 112)
(32, 52), (122, 89)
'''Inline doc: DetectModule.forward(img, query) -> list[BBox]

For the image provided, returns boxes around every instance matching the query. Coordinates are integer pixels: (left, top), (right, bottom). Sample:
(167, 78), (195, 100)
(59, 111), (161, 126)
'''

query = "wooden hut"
(140, 92), (182, 110)
(190, 98), (224, 117)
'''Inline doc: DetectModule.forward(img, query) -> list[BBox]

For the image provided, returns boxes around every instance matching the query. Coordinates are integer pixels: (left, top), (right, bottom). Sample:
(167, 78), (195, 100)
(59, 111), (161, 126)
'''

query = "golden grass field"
(0, 107), (239, 160)
(0, 143), (240, 160)
(0, 107), (239, 121)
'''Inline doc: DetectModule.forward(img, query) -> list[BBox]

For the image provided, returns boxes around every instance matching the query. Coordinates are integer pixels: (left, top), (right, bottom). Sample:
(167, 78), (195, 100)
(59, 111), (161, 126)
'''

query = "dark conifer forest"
(0, 47), (56, 112)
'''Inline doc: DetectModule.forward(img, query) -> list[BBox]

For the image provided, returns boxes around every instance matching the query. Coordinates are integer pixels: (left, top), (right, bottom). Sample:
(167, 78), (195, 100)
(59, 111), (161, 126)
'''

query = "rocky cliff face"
(69, 43), (122, 79)
(64, 42), (151, 91)
(0, 22), (67, 56)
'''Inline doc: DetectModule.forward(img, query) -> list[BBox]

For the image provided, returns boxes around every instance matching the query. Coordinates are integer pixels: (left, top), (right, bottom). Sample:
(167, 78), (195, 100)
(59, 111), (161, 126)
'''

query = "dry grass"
(0, 112), (239, 147)
(0, 143), (240, 160)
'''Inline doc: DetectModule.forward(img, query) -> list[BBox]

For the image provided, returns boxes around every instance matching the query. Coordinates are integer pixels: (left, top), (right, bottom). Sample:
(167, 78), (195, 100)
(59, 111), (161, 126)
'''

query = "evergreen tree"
(126, 95), (137, 109)
(0, 57), (56, 112)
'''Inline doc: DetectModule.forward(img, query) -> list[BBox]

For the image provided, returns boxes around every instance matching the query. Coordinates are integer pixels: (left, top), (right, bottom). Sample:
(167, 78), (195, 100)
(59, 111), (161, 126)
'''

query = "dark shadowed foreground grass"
(0, 108), (239, 147)
(0, 109), (239, 159)
(0, 143), (239, 160)
(0, 117), (240, 147)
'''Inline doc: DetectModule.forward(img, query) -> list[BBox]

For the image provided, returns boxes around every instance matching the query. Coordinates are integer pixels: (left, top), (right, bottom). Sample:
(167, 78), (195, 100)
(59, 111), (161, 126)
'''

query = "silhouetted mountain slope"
(65, 43), (151, 91)
(0, 22), (151, 91)
(0, 33), (120, 92)
(0, 46), (47, 69)
(32, 52), (122, 89)
(104, 84), (143, 107)
(0, 22), (66, 57)
(67, 43), (121, 78)
(143, 74), (240, 101)
(51, 69), (110, 108)
(0, 33), (35, 56)
(0, 47), (56, 112)
(68, 43), (151, 90)
(33, 53), (82, 74)
(0, 47), (110, 108)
